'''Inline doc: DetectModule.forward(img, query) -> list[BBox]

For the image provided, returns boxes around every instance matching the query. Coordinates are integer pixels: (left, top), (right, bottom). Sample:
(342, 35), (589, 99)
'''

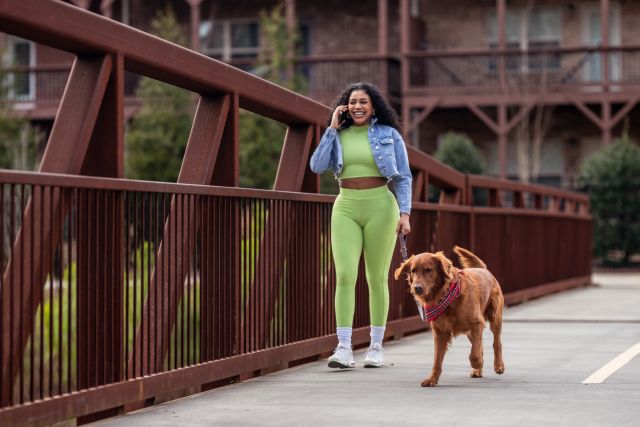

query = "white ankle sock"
(370, 326), (385, 346)
(336, 327), (352, 348)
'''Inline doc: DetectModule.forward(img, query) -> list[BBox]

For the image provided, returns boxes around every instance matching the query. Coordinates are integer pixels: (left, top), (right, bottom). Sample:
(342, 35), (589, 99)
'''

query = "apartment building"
(2, 0), (638, 188)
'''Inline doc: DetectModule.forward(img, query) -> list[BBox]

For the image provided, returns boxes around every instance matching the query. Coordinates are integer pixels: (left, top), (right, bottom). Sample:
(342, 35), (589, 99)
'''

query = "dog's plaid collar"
(422, 272), (462, 322)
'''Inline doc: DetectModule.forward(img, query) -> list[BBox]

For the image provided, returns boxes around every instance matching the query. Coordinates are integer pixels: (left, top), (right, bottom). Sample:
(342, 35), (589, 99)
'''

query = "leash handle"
(398, 233), (426, 322)
(398, 233), (408, 262)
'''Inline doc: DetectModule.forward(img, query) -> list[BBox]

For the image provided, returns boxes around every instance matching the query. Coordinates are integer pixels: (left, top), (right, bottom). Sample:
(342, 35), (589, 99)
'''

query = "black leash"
(398, 233), (426, 322)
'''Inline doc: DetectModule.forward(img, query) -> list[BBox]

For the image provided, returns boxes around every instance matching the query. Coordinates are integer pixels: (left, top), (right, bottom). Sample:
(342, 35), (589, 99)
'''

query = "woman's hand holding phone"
(330, 105), (349, 129)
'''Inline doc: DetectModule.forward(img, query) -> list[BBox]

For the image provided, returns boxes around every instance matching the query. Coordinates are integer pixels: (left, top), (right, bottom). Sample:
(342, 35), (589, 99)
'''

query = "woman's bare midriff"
(339, 176), (388, 189)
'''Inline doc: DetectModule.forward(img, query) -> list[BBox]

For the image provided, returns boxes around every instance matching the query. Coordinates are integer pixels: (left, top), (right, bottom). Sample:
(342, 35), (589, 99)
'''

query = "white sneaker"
(328, 345), (355, 369)
(363, 343), (384, 368)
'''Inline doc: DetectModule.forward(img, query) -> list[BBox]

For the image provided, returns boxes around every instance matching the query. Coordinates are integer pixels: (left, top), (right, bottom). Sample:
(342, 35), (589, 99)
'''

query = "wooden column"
(497, 0), (507, 90)
(600, 0), (611, 144)
(400, 0), (410, 129)
(378, 0), (389, 97)
(185, 0), (203, 52)
(600, 0), (610, 90)
(498, 103), (507, 178)
(100, 0), (115, 18)
(378, 0), (389, 55)
(285, 0), (296, 83)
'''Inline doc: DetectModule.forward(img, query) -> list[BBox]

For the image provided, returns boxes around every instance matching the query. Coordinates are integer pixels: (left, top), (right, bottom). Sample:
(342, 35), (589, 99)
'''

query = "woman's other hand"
(396, 213), (411, 236)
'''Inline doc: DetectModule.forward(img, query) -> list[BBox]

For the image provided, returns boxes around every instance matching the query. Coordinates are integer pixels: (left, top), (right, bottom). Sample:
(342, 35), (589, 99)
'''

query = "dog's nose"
(413, 284), (423, 295)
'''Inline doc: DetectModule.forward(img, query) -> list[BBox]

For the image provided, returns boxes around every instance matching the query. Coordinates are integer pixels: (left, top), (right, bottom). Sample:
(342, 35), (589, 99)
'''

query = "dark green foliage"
(434, 132), (485, 175)
(579, 138), (640, 266)
(239, 4), (306, 189)
(432, 132), (486, 204)
(239, 111), (286, 189)
(0, 56), (42, 170)
(125, 6), (193, 182)
(0, 113), (40, 170)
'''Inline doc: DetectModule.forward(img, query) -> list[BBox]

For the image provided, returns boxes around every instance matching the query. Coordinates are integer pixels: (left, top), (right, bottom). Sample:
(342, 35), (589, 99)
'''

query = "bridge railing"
(0, 169), (591, 425)
(0, 0), (591, 425)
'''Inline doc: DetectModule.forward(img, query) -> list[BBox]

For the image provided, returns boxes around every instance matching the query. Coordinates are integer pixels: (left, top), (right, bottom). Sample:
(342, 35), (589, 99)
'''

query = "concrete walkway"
(96, 273), (640, 427)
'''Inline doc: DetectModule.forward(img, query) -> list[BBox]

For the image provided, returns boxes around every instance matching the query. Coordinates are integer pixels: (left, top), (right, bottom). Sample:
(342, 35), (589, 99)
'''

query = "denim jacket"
(309, 118), (413, 215)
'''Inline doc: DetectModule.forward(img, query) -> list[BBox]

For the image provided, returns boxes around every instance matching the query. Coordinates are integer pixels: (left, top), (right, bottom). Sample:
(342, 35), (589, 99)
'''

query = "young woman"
(310, 82), (412, 368)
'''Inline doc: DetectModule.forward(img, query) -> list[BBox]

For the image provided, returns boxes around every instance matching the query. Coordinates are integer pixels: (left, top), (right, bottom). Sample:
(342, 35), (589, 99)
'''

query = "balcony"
(405, 45), (640, 105)
(1, 55), (401, 119)
(6, 47), (640, 117)
(0, 65), (140, 120)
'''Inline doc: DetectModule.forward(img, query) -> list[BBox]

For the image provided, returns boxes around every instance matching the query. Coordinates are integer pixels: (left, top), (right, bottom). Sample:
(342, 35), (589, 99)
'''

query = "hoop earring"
(372, 111), (376, 117)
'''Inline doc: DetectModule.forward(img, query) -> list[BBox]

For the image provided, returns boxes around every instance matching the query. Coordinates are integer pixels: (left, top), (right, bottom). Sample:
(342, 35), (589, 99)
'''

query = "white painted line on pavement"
(582, 342), (640, 384)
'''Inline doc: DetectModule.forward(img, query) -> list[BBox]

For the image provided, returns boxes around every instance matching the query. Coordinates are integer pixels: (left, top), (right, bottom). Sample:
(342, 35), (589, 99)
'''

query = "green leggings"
(331, 185), (400, 327)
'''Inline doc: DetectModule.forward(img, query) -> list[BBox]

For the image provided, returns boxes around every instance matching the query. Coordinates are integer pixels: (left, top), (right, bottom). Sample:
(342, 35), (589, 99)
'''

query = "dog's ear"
(434, 252), (454, 283)
(394, 255), (414, 281)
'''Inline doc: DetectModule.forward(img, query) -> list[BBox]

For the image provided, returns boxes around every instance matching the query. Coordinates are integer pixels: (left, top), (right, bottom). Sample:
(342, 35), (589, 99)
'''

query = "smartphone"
(339, 110), (350, 124)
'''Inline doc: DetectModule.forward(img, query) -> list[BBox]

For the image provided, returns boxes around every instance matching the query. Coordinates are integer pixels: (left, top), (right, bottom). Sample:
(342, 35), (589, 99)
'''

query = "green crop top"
(339, 125), (383, 179)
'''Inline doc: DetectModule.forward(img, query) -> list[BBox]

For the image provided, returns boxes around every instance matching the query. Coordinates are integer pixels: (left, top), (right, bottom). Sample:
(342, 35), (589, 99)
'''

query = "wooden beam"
(407, 98), (440, 133)
(378, 0), (388, 55)
(569, 97), (605, 129)
(274, 125), (314, 191)
(2, 55), (113, 403)
(129, 95), (232, 376)
(467, 102), (500, 134)
(610, 95), (640, 129)
(505, 100), (537, 134)
(211, 93), (239, 186)
(41, 56), (113, 173)
(178, 95), (231, 184)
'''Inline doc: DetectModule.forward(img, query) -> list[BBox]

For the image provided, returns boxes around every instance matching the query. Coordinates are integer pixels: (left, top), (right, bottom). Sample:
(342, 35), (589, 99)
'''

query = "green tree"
(125, 6), (194, 182)
(239, 3), (307, 190)
(239, 111), (286, 189)
(0, 54), (42, 170)
(434, 132), (485, 175)
(579, 137), (640, 266)
(433, 132), (486, 204)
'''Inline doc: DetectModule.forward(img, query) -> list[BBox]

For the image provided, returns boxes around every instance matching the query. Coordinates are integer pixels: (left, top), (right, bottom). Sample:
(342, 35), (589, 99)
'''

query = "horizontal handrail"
(468, 174), (589, 203)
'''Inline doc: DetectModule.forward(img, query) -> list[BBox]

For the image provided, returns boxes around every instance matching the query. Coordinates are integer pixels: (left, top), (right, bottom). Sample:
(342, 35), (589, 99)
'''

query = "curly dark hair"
(327, 82), (402, 132)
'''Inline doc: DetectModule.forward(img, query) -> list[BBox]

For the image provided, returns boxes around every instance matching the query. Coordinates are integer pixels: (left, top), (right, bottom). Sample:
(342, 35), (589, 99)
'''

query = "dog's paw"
(470, 368), (483, 378)
(494, 364), (505, 374)
(421, 377), (438, 387)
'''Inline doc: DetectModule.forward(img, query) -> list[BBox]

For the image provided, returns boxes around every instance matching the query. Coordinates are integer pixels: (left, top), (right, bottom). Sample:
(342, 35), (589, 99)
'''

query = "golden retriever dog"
(394, 246), (505, 387)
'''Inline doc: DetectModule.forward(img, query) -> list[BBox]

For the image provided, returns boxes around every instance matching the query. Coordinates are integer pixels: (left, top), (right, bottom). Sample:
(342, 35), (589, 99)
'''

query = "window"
(487, 7), (562, 71)
(199, 19), (260, 63)
(3, 36), (35, 102)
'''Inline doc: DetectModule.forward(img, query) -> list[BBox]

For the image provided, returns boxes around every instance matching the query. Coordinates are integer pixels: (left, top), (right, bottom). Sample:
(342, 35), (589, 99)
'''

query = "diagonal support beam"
(274, 125), (315, 191)
(129, 95), (232, 376)
(569, 96), (605, 129)
(466, 102), (500, 134)
(179, 95), (231, 184)
(505, 100), (537, 134)
(610, 96), (640, 129)
(43, 56), (114, 173)
(407, 98), (441, 134)
(255, 125), (315, 348)
(1, 55), (114, 404)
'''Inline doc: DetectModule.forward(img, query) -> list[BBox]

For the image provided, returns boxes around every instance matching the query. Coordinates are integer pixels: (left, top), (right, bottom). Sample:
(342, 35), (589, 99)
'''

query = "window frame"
(3, 36), (36, 103)
(199, 18), (260, 62)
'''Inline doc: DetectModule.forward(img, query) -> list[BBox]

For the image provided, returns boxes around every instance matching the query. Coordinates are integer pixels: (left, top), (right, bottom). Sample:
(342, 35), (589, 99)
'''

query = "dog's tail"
(453, 245), (487, 269)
